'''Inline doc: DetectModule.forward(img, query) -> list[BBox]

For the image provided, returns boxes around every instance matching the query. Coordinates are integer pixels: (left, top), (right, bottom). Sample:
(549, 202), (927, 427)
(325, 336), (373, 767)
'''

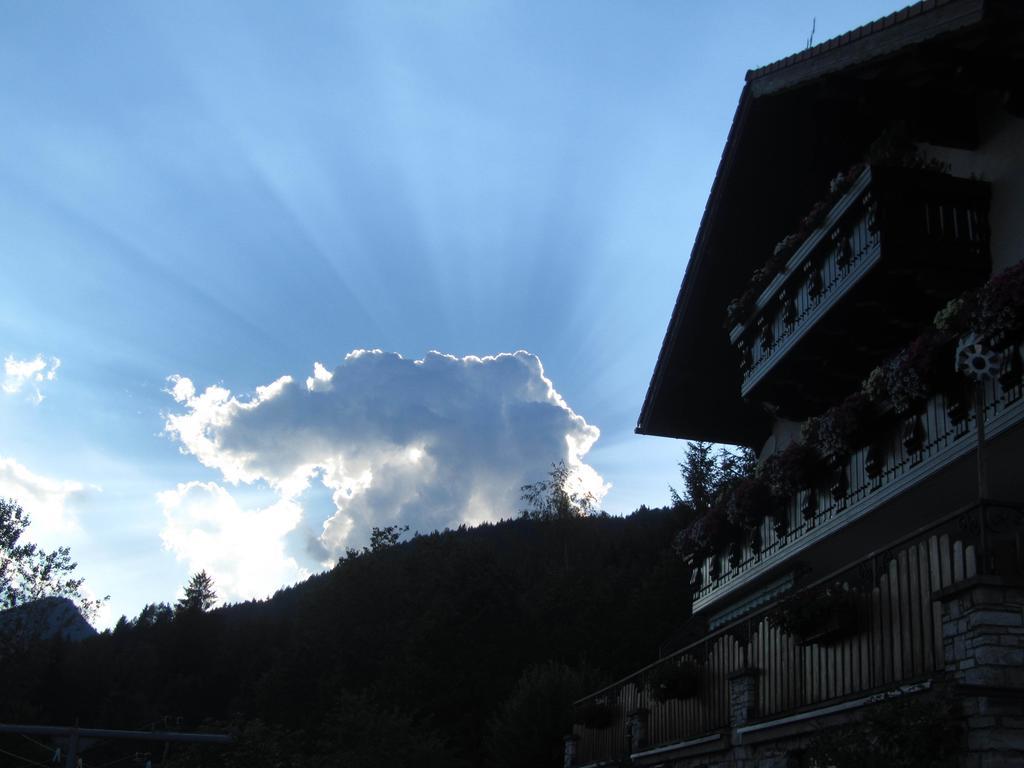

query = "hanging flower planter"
(934, 296), (970, 335)
(724, 164), (866, 329)
(760, 442), (820, 496)
(948, 389), (973, 430)
(902, 413), (926, 455)
(862, 331), (949, 416)
(865, 440), (887, 480)
(728, 538), (744, 568)
(577, 699), (618, 730)
(969, 261), (1024, 343)
(709, 553), (723, 580)
(800, 488), (818, 521)
(748, 525), (764, 554)
(803, 393), (874, 458)
(725, 136), (958, 333)
(827, 452), (849, 501)
(801, 612), (859, 645)
(769, 581), (861, 645)
(770, 507), (789, 538)
(723, 476), (773, 531)
(759, 442), (819, 530)
(688, 565), (704, 591)
(999, 344), (1023, 390)
(647, 659), (701, 703)
(674, 508), (735, 561)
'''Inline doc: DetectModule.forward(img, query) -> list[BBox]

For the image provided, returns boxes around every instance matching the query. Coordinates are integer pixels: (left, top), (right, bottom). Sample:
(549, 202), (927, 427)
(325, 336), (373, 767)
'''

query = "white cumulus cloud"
(2, 355), (61, 404)
(158, 481), (307, 603)
(0, 456), (96, 547)
(164, 350), (608, 560)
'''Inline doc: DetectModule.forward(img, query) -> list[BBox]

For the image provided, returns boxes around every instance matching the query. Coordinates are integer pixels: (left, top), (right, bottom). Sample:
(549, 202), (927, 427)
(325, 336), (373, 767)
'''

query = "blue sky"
(0, 0), (907, 625)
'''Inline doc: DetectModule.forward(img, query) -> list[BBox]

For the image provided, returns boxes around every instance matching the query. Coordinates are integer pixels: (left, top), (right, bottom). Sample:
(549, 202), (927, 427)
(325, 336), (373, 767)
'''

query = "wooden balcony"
(691, 339), (1024, 612)
(729, 166), (990, 418)
(570, 500), (1024, 767)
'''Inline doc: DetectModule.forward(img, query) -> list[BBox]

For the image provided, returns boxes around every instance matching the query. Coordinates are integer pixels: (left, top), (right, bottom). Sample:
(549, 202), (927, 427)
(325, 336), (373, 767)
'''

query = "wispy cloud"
(0, 457), (108, 626)
(164, 350), (608, 563)
(0, 456), (97, 545)
(3, 355), (61, 404)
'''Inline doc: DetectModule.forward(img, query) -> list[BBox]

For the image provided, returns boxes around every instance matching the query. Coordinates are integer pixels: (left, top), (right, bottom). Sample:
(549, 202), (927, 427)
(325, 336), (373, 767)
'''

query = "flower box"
(577, 699), (617, 730)
(647, 660), (701, 702)
(769, 581), (861, 645)
(728, 163), (990, 415)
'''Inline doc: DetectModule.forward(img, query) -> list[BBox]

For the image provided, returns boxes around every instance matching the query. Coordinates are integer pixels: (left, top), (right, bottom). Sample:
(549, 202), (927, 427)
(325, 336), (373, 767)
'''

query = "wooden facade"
(692, 352), (1023, 609)
(574, 501), (1024, 764)
(731, 165), (990, 415)
(574, 2), (1024, 766)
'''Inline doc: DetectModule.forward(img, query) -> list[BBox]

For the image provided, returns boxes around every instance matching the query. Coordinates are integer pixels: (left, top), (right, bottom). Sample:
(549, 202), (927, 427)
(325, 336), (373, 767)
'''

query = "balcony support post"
(626, 708), (649, 753)
(974, 384), (990, 501)
(562, 734), (578, 768)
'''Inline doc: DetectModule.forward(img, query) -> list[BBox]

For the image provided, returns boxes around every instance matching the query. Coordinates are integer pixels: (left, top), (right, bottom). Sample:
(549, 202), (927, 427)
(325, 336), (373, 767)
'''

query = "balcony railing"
(729, 166), (989, 415)
(691, 339), (1024, 611)
(571, 500), (1024, 766)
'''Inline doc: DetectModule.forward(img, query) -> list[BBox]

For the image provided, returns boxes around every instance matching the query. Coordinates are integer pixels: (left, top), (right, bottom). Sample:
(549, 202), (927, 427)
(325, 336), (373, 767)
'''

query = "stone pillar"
(941, 578), (1024, 687)
(626, 708), (649, 753)
(728, 667), (759, 727)
(562, 734), (578, 768)
(939, 578), (1024, 766)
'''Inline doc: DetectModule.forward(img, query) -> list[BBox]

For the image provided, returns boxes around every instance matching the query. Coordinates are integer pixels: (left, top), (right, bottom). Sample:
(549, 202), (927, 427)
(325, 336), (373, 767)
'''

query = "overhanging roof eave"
(745, 0), (987, 97)
(636, 84), (753, 443)
(637, 0), (997, 446)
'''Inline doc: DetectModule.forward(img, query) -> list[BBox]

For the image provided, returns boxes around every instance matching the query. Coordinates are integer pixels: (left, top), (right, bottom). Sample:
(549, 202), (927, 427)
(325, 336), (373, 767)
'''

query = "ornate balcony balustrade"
(570, 501), (1024, 767)
(729, 166), (990, 417)
(691, 339), (1023, 611)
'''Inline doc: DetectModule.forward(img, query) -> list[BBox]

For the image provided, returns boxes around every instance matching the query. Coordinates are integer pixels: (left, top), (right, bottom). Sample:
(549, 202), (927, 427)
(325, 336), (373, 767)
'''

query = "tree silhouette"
(176, 570), (217, 614)
(669, 442), (755, 518)
(0, 497), (104, 620)
(0, 507), (687, 764)
(369, 524), (409, 552)
(487, 661), (604, 768)
(136, 601), (174, 626)
(520, 461), (598, 520)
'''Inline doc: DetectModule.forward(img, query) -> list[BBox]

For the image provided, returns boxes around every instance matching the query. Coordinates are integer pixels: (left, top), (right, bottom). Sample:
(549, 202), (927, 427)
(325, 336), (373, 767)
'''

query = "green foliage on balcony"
(768, 580), (861, 645)
(647, 659), (702, 702)
(805, 689), (962, 768)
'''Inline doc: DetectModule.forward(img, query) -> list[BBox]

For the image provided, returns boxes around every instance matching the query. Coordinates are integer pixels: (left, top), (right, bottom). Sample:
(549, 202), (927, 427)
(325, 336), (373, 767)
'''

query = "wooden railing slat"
(916, 541), (934, 672)
(575, 502), (1024, 761)
(939, 533), (952, 587)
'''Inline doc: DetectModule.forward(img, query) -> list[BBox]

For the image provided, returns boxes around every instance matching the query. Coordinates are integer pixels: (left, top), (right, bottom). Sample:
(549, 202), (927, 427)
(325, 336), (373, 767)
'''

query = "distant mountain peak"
(0, 596), (97, 647)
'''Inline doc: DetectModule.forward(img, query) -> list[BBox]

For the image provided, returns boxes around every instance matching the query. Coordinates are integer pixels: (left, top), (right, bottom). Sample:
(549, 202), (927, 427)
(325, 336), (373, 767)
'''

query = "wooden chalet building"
(569, 2), (1024, 766)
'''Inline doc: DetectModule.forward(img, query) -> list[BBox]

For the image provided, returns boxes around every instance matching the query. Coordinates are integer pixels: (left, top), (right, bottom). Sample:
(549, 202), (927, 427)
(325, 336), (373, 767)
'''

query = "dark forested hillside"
(0, 508), (689, 767)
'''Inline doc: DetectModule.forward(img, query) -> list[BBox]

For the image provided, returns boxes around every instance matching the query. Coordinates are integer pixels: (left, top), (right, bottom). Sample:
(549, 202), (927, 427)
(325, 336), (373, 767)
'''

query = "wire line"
(18, 734), (53, 753)
(0, 745), (50, 768)
(93, 754), (136, 767)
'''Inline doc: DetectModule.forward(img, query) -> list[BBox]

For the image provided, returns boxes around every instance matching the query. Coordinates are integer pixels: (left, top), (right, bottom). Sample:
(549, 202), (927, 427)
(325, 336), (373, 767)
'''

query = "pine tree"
(669, 441), (756, 518)
(175, 570), (217, 615)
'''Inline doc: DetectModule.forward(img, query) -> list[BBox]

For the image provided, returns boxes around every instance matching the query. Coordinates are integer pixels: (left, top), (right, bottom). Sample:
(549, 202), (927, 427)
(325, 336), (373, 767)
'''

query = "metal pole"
(0, 721), (232, 767)
(975, 383), (989, 500)
(0, 724), (232, 744)
(63, 722), (78, 768)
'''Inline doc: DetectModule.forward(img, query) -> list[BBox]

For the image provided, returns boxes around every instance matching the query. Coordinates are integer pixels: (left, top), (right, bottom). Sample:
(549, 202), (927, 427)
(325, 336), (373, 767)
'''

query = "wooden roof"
(637, 0), (1020, 446)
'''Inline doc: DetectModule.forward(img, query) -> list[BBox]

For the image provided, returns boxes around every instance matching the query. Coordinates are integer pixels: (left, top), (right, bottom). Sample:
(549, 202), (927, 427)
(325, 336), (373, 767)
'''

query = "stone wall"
(940, 577), (1024, 768)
